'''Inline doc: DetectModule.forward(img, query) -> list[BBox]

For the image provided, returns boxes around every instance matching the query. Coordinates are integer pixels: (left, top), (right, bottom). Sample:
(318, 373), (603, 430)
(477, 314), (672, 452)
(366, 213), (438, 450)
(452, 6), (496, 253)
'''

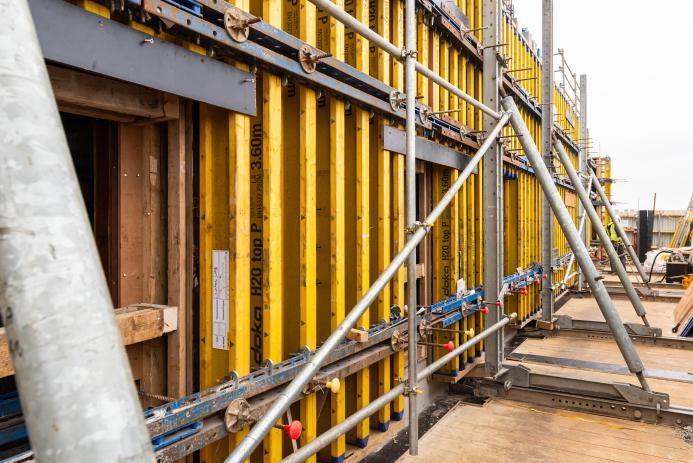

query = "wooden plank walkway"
(397, 399), (693, 462)
(397, 295), (693, 462)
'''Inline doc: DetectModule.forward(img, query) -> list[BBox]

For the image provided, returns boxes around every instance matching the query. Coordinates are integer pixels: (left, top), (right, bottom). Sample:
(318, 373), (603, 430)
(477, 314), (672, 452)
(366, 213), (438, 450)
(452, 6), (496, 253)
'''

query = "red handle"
(542, 274), (548, 280)
(520, 287), (528, 295)
(480, 307), (490, 315)
(443, 341), (455, 352)
(282, 420), (303, 440)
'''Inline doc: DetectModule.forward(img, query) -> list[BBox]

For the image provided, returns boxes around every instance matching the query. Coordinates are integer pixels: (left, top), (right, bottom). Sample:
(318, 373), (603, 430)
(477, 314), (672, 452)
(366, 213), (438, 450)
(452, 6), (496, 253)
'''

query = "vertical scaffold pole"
(404, 0), (418, 454)
(483, 0), (503, 374)
(578, 74), (588, 291)
(541, 0), (555, 320)
(0, 1), (154, 461)
(502, 96), (651, 392)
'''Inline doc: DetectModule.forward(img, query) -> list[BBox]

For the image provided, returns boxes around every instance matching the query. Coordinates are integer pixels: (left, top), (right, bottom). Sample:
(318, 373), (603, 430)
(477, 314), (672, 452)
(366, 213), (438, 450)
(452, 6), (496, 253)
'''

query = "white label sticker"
(212, 250), (229, 350)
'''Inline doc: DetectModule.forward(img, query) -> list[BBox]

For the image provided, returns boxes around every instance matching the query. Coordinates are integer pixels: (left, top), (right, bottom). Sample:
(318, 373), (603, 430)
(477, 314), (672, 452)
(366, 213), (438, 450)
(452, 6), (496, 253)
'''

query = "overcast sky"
(511, 0), (692, 211)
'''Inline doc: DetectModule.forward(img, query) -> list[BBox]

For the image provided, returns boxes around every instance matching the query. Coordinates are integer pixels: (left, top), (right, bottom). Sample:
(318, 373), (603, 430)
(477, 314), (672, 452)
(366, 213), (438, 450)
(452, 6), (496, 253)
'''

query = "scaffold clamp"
(405, 221), (433, 235)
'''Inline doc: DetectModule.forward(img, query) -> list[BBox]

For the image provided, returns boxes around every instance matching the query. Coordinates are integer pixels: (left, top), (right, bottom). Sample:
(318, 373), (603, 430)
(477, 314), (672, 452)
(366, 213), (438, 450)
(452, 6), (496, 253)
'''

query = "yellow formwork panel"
(390, 0), (405, 423)
(180, 0), (596, 459)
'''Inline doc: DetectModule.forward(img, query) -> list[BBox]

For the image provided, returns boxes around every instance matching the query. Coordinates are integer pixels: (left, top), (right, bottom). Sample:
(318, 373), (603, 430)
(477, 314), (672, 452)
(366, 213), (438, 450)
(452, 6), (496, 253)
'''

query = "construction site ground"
(396, 292), (693, 462)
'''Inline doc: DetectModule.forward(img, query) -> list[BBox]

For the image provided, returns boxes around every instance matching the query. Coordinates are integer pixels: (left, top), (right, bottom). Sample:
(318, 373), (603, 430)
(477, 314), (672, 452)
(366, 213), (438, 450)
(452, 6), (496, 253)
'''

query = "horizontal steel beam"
(549, 327), (693, 351)
(554, 315), (662, 337)
(506, 353), (693, 383)
(383, 125), (478, 173)
(476, 377), (693, 427)
(29, 0), (256, 115)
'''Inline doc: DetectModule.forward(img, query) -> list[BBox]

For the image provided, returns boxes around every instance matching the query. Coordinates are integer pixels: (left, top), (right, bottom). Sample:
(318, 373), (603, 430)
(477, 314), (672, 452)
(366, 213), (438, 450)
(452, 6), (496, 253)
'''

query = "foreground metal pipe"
(590, 170), (650, 284)
(554, 139), (650, 326)
(225, 112), (511, 463)
(540, 0), (554, 321)
(404, 0), (418, 454)
(0, 1), (154, 461)
(307, 0), (501, 120)
(501, 97), (650, 391)
(561, 175), (593, 288)
(281, 314), (516, 463)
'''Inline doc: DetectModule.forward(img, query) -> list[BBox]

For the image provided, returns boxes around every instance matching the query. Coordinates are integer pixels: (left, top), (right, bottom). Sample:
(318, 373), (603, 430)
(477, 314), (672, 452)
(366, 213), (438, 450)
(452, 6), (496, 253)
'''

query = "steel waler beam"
(590, 170), (650, 285)
(482, 0), (504, 375)
(540, 0), (555, 321)
(578, 74), (588, 290)
(0, 1), (153, 461)
(501, 96), (651, 392)
(553, 139), (651, 327)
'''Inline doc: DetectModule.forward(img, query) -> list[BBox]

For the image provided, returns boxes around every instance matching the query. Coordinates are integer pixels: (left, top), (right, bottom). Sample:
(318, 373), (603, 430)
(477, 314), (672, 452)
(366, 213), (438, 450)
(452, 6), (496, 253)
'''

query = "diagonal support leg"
(590, 169), (650, 286)
(501, 96), (651, 392)
(553, 137), (651, 327)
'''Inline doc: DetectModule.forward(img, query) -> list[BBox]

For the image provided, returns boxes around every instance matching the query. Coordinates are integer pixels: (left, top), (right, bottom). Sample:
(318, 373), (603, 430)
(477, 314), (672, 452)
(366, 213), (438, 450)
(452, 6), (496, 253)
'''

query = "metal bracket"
(400, 48), (418, 59)
(389, 91), (405, 111)
(224, 398), (252, 432)
(494, 364), (670, 409)
(298, 45), (332, 74)
(402, 382), (422, 397)
(404, 221), (433, 235)
(224, 7), (261, 43)
(391, 329), (406, 352)
(553, 315), (663, 337)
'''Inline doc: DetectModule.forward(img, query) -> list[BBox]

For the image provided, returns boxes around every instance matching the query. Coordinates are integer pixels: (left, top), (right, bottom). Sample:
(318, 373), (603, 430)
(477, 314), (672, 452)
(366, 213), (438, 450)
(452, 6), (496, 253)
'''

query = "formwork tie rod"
(280, 314), (516, 463)
(223, 112), (512, 463)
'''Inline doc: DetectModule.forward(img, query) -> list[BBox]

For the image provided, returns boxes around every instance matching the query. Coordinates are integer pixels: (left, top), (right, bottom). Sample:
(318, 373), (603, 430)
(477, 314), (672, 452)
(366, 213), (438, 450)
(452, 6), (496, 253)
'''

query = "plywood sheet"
(557, 295), (677, 335)
(398, 399), (693, 463)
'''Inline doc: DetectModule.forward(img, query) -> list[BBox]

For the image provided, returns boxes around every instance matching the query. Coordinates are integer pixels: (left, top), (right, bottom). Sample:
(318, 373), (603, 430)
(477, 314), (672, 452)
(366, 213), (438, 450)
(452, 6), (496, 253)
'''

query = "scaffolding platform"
(397, 399), (693, 463)
(398, 295), (693, 462)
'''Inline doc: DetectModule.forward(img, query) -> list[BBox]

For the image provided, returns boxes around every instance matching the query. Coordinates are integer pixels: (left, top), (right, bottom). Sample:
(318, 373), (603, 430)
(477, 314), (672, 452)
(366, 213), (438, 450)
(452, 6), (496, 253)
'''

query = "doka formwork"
(0, 0), (616, 460)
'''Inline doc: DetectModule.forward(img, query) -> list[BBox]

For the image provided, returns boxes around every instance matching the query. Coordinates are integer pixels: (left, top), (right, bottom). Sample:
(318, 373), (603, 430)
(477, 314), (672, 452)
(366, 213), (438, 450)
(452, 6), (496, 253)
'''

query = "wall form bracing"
(66, 0), (585, 460)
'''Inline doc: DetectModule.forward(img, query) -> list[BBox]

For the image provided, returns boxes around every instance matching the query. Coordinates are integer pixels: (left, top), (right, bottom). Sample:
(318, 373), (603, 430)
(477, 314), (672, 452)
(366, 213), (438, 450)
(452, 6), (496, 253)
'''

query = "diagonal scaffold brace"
(501, 96), (651, 392)
(553, 137), (651, 328)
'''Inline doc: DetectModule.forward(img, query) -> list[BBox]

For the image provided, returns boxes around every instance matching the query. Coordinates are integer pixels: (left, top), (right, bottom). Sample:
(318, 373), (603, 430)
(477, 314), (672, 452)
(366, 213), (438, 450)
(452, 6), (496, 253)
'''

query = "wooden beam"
(48, 65), (178, 122)
(0, 304), (177, 379)
(167, 99), (189, 399)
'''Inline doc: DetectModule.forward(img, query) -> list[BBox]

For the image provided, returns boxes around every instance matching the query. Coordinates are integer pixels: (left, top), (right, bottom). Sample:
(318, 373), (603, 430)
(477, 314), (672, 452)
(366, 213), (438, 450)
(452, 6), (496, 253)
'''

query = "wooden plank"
(346, 329), (369, 343)
(118, 124), (145, 307)
(141, 123), (167, 406)
(674, 283), (693, 332)
(399, 399), (693, 463)
(49, 65), (178, 122)
(167, 99), (189, 399)
(558, 295), (677, 336)
(0, 305), (177, 378)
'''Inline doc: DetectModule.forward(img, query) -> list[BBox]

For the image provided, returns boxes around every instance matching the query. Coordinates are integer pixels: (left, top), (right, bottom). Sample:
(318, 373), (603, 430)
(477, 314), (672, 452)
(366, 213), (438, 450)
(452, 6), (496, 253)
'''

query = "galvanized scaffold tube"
(307, 0), (501, 120)
(404, 0), (419, 454)
(560, 175), (593, 288)
(281, 314), (516, 463)
(554, 139), (650, 326)
(589, 170), (650, 285)
(501, 97), (651, 392)
(540, 0), (555, 321)
(0, 1), (154, 461)
(224, 113), (511, 463)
